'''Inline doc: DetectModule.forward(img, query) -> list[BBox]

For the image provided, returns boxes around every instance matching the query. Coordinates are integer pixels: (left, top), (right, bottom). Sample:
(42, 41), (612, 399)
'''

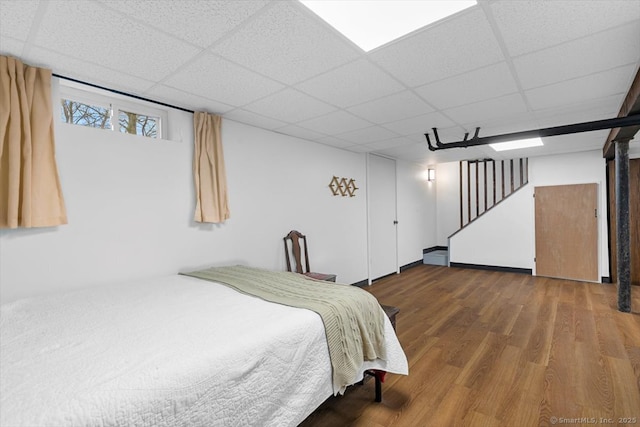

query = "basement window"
(118, 109), (159, 138)
(61, 99), (112, 130)
(59, 81), (167, 139)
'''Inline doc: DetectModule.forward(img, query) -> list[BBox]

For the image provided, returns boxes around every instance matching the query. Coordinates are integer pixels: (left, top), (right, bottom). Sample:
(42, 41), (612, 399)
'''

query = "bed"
(0, 266), (408, 427)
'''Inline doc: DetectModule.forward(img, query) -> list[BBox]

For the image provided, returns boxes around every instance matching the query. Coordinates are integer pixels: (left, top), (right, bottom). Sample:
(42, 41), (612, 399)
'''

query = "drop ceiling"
(1, 0), (639, 164)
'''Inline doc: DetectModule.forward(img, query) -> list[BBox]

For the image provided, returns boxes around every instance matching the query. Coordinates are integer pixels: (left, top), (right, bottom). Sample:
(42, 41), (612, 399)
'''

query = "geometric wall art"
(328, 176), (358, 197)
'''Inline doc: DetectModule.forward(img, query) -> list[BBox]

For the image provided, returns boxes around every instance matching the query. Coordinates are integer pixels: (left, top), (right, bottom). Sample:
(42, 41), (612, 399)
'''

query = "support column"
(615, 139), (631, 312)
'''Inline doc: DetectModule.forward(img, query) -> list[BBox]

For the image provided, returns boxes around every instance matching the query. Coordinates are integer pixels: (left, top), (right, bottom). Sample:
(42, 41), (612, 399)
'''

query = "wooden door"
(368, 154), (398, 281)
(535, 183), (598, 282)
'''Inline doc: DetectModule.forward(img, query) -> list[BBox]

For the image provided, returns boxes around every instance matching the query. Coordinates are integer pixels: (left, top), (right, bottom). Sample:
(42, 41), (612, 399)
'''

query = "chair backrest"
(283, 230), (311, 274)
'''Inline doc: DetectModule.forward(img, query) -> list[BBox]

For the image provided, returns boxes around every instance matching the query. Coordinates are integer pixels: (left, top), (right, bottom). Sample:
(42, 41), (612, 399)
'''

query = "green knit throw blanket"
(181, 265), (387, 394)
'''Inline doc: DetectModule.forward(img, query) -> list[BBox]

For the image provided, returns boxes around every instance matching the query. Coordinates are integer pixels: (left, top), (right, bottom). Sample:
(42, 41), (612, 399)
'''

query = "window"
(61, 99), (112, 129)
(59, 80), (167, 139)
(118, 110), (159, 138)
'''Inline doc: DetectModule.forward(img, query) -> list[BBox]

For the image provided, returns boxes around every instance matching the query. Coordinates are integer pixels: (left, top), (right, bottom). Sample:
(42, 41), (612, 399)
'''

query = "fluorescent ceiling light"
(490, 138), (544, 152)
(299, 0), (477, 52)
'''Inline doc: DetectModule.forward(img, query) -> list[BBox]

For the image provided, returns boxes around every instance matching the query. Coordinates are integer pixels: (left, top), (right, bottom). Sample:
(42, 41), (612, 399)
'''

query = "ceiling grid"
(0, 0), (638, 162)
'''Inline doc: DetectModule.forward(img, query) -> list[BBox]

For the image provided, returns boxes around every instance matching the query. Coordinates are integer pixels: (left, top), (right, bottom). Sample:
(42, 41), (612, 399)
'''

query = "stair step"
(423, 250), (449, 266)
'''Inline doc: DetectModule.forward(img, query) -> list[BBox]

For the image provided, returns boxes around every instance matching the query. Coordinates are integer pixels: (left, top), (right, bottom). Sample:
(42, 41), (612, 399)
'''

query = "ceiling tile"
(144, 84), (234, 114)
(373, 142), (434, 163)
(242, 88), (336, 123)
(415, 62), (518, 110)
(0, 35), (24, 57)
(223, 109), (288, 131)
(33, 0), (200, 81)
(0, 0), (40, 41)
(100, 0), (269, 48)
(336, 126), (400, 144)
(524, 65), (635, 111)
(212, 1), (359, 85)
(362, 137), (416, 151)
(533, 94), (623, 128)
(444, 93), (528, 126)
(346, 144), (374, 153)
(28, 46), (156, 93)
(467, 113), (539, 138)
(490, 0), (640, 56)
(163, 52), (284, 106)
(514, 22), (640, 90)
(535, 131), (609, 157)
(296, 110), (372, 135)
(296, 59), (404, 108)
(274, 124), (329, 141)
(347, 90), (434, 124)
(316, 136), (355, 149)
(382, 111), (456, 136)
(370, 7), (504, 87)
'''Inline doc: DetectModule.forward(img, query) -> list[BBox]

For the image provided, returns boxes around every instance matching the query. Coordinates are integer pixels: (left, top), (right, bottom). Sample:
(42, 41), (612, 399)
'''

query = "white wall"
(436, 161), (460, 246)
(449, 186), (534, 269)
(0, 79), (434, 303)
(447, 150), (609, 278)
(396, 160), (437, 267)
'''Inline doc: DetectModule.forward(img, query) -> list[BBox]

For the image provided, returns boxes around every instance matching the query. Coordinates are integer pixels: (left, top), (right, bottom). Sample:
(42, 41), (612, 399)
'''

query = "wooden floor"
(300, 265), (640, 427)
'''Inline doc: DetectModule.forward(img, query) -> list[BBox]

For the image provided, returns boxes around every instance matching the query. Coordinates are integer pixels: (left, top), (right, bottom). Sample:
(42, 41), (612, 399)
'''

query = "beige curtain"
(0, 55), (67, 229)
(193, 112), (230, 223)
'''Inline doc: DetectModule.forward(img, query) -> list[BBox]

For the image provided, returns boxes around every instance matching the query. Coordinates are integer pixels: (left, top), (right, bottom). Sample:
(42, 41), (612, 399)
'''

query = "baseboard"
(351, 279), (369, 287)
(400, 259), (423, 272)
(352, 260), (422, 286)
(372, 272), (397, 282)
(423, 246), (448, 254)
(450, 262), (532, 275)
(601, 276), (612, 283)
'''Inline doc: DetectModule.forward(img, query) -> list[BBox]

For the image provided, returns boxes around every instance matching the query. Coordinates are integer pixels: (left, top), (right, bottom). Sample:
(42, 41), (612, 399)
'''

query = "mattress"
(0, 274), (408, 427)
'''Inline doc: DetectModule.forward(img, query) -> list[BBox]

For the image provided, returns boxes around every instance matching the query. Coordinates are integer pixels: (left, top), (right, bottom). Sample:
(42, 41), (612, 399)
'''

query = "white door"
(368, 154), (398, 281)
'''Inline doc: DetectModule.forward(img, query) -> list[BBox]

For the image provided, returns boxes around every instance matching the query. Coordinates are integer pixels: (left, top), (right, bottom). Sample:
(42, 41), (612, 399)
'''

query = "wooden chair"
(283, 230), (336, 282)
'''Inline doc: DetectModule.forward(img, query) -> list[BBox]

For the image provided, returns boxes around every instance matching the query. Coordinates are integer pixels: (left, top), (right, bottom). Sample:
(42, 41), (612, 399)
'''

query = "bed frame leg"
(362, 370), (383, 402)
(374, 375), (382, 402)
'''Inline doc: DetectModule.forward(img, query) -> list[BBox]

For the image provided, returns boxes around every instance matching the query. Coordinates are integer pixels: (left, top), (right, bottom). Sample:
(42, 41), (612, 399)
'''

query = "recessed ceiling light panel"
(489, 137), (544, 152)
(300, 0), (477, 52)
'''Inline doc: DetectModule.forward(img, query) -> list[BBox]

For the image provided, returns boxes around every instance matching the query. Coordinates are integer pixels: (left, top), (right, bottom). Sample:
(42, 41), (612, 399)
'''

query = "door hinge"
(534, 257), (536, 262)
(393, 220), (398, 225)
(595, 208), (598, 218)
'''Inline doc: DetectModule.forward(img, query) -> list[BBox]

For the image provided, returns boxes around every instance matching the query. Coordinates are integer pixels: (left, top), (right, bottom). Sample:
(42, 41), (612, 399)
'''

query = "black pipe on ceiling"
(424, 114), (640, 151)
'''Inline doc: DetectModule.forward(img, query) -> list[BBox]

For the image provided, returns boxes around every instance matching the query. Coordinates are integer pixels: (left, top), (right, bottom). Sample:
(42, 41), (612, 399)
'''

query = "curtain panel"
(0, 55), (67, 229)
(193, 112), (230, 223)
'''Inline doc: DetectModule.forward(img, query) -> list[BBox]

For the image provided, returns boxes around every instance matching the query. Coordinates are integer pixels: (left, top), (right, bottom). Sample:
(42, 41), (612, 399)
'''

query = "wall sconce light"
(427, 168), (436, 181)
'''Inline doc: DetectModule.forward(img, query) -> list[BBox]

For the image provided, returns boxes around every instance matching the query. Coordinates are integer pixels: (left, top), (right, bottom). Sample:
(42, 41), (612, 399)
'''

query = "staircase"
(423, 249), (449, 266)
(457, 157), (529, 229)
(423, 157), (529, 267)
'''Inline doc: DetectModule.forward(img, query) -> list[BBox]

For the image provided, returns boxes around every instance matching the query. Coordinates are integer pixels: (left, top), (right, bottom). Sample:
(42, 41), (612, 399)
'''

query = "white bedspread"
(0, 274), (407, 427)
